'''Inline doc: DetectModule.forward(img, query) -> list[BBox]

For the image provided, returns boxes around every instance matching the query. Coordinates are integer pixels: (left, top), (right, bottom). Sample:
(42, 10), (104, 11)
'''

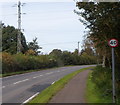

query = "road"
(2, 65), (95, 104)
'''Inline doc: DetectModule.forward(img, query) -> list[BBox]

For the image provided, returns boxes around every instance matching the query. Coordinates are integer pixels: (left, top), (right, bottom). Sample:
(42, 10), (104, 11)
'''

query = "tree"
(62, 51), (73, 65)
(49, 49), (64, 66)
(75, 2), (120, 68)
(82, 38), (95, 56)
(2, 24), (28, 54)
(49, 49), (62, 57)
(27, 37), (42, 55)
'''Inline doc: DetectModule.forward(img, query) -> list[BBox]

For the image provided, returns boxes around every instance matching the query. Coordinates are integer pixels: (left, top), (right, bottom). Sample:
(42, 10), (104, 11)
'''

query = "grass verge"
(27, 66), (95, 104)
(85, 71), (113, 103)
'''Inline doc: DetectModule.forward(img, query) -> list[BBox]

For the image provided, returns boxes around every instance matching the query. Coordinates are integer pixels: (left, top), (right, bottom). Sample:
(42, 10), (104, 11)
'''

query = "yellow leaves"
(25, 49), (36, 56)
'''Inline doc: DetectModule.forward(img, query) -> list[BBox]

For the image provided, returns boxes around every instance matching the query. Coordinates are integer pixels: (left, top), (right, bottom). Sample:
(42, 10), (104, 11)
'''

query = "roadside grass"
(85, 71), (113, 103)
(27, 66), (94, 104)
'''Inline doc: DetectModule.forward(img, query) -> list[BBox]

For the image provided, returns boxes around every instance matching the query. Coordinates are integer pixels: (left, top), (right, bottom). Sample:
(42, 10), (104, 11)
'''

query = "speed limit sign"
(108, 39), (118, 47)
(108, 38), (118, 103)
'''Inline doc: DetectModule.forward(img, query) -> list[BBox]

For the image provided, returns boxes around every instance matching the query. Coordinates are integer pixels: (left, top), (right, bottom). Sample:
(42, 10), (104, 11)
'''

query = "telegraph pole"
(17, 1), (22, 53)
(78, 41), (80, 56)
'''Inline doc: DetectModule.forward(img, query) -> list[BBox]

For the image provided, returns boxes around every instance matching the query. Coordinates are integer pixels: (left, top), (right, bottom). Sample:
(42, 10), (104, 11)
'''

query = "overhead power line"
(40, 41), (80, 46)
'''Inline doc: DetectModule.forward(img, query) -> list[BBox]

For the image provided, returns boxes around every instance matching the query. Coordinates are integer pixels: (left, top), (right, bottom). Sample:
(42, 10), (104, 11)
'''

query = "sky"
(1, 0), (87, 54)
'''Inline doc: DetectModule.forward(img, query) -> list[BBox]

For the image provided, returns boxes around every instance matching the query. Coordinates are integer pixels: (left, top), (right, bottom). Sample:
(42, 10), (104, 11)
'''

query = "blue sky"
(1, 1), (87, 54)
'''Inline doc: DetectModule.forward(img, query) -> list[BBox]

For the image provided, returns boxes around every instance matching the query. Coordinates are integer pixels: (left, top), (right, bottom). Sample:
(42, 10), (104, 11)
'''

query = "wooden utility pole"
(78, 41), (80, 56)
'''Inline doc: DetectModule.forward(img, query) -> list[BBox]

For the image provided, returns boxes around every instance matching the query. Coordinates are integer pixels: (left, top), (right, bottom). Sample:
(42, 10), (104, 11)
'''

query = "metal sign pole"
(112, 47), (116, 103)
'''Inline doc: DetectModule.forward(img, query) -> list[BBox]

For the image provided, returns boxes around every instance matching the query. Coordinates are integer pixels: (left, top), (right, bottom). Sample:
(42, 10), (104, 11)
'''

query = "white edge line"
(51, 79), (60, 85)
(52, 81), (55, 85)
(22, 92), (39, 104)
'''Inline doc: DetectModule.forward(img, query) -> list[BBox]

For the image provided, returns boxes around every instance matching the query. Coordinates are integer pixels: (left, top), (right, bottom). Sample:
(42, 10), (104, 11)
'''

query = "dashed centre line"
(13, 79), (29, 85)
(4, 70), (65, 87)
(33, 75), (43, 79)
(46, 72), (53, 75)
(2, 86), (5, 88)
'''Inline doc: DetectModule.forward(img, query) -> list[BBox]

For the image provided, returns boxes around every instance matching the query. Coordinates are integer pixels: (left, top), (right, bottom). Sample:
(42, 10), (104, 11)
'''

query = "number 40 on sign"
(108, 39), (118, 47)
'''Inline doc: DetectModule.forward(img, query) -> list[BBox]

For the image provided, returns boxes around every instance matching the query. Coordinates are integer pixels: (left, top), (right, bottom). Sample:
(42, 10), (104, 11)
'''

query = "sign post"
(108, 38), (118, 103)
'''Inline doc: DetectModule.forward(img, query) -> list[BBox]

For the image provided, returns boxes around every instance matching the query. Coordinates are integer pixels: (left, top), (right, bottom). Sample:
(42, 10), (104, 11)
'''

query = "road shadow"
(27, 83), (51, 93)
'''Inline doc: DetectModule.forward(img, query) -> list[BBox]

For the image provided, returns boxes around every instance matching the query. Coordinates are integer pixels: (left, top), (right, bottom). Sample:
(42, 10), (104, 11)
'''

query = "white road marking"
(22, 92), (39, 104)
(2, 86), (5, 88)
(33, 75), (43, 78)
(46, 72), (53, 75)
(33, 76), (40, 79)
(39, 75), (43, 76)
(13, 79), (29, 85)
(52, 81), (55, 85)
(51, 79), (60, 85)
(33, 75), (43, 79)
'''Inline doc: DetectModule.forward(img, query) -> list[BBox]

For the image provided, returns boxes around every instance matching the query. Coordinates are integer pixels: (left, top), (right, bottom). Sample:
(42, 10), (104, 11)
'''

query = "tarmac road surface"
(2, 65), (95, 104)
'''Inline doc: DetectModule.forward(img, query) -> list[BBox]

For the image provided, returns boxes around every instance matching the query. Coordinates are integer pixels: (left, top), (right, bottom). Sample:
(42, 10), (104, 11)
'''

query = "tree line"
(75, 2), (120, 69)
(1, 23), (97, 74)
(75, 2), (120, 102)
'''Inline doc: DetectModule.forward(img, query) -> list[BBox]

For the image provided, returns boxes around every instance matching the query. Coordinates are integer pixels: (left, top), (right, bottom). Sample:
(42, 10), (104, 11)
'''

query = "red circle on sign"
(108, 38), (118, 48)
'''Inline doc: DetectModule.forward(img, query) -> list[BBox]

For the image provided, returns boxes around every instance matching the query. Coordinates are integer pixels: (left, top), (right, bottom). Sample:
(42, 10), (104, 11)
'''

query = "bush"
(2, 51), (97, 74)
(91, 66), (112, 97)
(12, 54), (28, 71)
(91, 66), (120, 103)
(2, 53), (58, 74)
(25, 49), (36, 56)
(2, 52), (16, 73)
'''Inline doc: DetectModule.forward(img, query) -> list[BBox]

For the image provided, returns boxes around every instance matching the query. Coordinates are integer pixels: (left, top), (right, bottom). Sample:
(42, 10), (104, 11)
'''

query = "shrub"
(2, 51), (96, 74)
(2, 52), (16, 73)
(25, 49), (36, 56)
(9, 54), (58, 72)
(91, 66), (112, 97)
(13, 54), (29, 70)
